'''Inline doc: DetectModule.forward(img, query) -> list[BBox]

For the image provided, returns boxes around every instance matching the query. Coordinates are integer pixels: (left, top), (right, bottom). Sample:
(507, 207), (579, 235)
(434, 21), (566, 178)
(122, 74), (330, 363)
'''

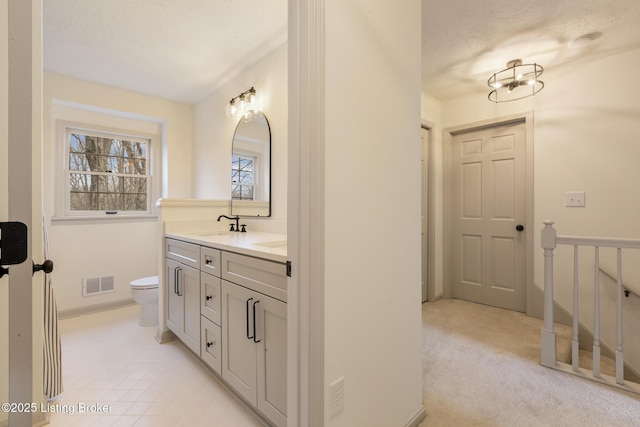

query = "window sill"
(51, 214), (158, 225)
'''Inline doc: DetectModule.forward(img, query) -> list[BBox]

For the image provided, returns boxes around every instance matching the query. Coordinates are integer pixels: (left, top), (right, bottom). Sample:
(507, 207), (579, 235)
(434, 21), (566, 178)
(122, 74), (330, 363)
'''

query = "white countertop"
(165, 230), (287, 263)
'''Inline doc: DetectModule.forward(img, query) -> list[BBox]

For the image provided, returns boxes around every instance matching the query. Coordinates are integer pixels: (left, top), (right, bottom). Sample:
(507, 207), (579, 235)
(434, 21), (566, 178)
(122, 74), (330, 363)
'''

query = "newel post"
(541, 220), (557, 367)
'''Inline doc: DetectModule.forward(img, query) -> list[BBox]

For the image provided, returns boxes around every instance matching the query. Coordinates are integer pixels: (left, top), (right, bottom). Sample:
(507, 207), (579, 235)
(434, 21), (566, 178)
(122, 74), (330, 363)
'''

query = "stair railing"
(541, 220), (640, 394)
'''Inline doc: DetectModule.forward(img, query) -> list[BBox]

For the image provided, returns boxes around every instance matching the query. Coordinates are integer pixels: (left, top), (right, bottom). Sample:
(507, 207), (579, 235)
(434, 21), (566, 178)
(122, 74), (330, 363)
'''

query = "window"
(231, 153), (257, 200)
(63, 126), (151, 216)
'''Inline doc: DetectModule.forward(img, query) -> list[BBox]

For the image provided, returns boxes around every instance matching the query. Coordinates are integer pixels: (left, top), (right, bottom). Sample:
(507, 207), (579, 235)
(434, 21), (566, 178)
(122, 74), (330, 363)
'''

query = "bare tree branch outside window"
(231, 154), (255, 200)
(68, 131), (149, 212)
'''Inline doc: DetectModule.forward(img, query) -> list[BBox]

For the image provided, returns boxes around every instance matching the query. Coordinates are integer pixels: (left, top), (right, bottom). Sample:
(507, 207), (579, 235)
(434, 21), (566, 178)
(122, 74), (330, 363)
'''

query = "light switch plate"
(565, 191), (586, 207)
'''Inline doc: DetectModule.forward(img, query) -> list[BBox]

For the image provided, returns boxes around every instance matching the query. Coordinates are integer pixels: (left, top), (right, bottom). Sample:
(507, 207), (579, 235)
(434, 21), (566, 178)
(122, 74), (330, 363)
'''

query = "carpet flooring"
(419, 299), (640, 427)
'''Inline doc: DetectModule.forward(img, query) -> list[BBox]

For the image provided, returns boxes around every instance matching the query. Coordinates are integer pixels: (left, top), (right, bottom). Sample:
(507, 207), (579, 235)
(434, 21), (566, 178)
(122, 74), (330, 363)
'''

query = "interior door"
(451, 121), (526, 312)
(2, 1), (42, 425)
(1, 4), (9, 420)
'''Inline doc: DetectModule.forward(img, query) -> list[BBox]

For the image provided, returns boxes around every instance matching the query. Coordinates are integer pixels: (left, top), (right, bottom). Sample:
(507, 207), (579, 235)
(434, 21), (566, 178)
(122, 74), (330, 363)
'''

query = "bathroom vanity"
(164, 231), (287, 427)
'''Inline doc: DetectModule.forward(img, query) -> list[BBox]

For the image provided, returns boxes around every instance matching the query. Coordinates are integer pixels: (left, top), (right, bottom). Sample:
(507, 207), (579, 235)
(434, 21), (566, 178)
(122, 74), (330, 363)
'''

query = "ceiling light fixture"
(487, 59), (544, 103)
(225, 87), (259, 121)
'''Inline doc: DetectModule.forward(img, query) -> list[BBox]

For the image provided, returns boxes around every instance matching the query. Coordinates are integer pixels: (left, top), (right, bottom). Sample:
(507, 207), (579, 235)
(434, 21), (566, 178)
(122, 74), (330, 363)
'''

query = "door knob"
(33, 259), (54, 276)
(516, 225), (524, 232)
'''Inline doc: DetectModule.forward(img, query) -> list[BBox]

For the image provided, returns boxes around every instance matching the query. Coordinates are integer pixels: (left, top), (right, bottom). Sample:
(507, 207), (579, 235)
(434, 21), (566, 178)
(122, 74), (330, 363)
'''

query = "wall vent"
(83, 276), (116, 296)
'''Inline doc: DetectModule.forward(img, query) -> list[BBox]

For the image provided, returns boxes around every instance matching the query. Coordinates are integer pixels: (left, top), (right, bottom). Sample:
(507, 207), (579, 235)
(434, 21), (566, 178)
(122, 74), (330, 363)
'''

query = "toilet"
(130, 275), (159, 327)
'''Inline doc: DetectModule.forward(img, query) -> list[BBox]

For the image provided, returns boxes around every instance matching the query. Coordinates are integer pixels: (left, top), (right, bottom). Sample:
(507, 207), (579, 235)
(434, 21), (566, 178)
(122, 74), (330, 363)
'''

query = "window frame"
(231, 150), (261, 201)
(56, 121), (158, 220)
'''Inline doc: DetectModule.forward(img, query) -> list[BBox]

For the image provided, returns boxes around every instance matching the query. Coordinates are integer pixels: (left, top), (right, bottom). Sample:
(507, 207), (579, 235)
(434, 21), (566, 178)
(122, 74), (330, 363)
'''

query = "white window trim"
(232, 149), (262, 201)
(54, 120), (160, 221)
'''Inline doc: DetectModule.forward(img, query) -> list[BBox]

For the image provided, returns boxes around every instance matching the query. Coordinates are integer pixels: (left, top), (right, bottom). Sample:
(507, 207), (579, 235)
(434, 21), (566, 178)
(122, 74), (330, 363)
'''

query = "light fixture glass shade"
(225, 100), (238, 118)
(226, 87), (259, 121)
(235, 94), (247, 117)
(488, 60), (544, 102)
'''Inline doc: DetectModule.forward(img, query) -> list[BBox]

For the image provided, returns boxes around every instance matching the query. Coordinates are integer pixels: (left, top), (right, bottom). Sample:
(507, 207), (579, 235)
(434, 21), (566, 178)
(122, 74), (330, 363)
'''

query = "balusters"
(572, 245), (580, 372)
(593, 246), (601, 378)
(616, 248), (624, 384)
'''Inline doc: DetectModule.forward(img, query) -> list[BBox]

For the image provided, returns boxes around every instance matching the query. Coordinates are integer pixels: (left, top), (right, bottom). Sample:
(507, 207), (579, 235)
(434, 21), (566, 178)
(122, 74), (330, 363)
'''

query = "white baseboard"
(57, 298), (136, 319)
(405, 406), (427, 427)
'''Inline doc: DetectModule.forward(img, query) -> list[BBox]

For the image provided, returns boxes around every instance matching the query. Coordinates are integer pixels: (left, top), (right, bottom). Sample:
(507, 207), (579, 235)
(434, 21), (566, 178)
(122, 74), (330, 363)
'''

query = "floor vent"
(83, 276), (115, 296)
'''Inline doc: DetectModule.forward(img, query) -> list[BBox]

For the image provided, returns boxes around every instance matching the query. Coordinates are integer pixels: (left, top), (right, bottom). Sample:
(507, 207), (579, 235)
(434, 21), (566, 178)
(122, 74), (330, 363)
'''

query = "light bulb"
(225, 100), (237, 118)
(236, 95), (246, 118)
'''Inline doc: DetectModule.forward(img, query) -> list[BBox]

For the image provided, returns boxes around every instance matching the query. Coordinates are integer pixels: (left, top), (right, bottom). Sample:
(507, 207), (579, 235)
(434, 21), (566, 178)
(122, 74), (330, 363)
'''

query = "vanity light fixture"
(487, 59), (544, 103)
(225, 87), (259, 121)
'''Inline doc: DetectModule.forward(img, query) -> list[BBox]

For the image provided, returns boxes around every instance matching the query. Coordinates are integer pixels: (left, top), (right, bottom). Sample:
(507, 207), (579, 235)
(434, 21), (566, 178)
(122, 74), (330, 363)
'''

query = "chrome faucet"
(217, 215), (246, 232)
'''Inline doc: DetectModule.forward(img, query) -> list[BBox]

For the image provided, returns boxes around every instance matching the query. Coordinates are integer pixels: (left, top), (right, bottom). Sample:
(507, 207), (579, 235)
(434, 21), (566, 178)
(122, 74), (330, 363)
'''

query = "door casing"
(443, 112), (535, 315)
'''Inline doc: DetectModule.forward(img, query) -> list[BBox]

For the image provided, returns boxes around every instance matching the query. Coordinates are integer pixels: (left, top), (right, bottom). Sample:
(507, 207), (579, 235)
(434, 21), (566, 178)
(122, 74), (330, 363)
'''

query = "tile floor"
(47, 304), (265, 427)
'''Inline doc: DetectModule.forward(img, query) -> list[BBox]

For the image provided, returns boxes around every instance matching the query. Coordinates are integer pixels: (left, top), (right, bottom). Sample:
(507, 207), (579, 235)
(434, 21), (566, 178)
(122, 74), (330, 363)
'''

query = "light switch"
(565, 191), (586, 207)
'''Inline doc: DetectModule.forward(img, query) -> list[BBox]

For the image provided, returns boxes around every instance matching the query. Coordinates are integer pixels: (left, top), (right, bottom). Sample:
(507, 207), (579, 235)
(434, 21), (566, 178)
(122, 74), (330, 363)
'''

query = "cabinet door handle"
(173, 267), (179, 295)
(252, 300), (261, 343)
(246, 297), (254, 340)
(176, 267), (183, 296)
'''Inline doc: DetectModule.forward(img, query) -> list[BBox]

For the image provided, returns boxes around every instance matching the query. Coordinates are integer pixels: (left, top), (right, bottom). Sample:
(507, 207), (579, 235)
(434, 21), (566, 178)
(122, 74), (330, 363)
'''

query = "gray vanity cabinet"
(200, 247), (222, 375)
(165, 236), (287, 427)
(165, 239), (201, 355)
(221, 252), (287, 427)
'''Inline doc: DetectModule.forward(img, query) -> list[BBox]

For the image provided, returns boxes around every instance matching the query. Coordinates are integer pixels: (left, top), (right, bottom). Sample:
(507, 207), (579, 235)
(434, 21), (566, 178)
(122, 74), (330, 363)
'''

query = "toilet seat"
(130, 275), (158, 290)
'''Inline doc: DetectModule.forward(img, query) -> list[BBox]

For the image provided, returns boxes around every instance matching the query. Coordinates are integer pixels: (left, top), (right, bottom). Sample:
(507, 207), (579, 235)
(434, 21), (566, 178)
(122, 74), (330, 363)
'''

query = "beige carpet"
(420, 299), (640, 427)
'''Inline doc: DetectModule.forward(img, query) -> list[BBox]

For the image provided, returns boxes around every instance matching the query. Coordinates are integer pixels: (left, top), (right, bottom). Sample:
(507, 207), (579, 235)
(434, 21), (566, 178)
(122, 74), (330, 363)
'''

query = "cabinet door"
(166, 258), (183, 336)
(181, 264), (201, 355)
(221, 280), (257, 405)
(255, 295), (287, 427)
(201, 316), (222, 375)
(166, 258), (200, 355)
(201, 272), (221, 325)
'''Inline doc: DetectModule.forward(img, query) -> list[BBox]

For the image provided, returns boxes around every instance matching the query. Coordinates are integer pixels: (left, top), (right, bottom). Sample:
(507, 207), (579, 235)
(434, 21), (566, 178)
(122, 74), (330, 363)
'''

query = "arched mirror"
(230, 112), (271, 217)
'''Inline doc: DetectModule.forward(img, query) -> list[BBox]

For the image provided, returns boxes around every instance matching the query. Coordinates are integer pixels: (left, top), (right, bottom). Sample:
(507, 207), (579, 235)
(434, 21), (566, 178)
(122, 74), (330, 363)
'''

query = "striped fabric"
(43, 274), (62, 398)
(42, 214), (62, 398)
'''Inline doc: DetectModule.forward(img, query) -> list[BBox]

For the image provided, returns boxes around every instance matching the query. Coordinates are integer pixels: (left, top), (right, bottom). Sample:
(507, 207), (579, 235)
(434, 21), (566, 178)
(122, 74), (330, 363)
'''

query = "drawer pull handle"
(175, 267), (183, 296)
(253, 300), (261, 343)
(207, 341), (214, 348)
(206, 295), (213, 301)
(246, 298), (254, 340)
(205, 258), (212, 265)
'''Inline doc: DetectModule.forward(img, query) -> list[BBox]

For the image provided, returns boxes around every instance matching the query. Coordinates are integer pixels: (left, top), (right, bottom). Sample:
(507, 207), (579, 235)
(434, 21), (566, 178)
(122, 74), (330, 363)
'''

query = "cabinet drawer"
(166, 238), (200, 268)
(200, 246), (221, 276)
(201, 272), (221, 325)
(221, 252), (287, 302)
(201, 316), (222, 375)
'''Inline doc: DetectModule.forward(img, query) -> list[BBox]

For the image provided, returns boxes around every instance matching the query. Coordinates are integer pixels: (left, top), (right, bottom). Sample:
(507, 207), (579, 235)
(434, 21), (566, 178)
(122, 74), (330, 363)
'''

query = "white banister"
(540, 220), (557, 368)
(616, 248), (624, 384)
(593, 246), (601, 378)
(539, 221), (640, 395)
(572, 245), (579, 372)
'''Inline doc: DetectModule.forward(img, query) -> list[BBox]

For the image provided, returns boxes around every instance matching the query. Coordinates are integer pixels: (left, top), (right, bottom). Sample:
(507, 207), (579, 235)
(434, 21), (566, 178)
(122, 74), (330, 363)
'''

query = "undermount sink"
(254, 240), (287, 249)
(191, 231), (231, 236)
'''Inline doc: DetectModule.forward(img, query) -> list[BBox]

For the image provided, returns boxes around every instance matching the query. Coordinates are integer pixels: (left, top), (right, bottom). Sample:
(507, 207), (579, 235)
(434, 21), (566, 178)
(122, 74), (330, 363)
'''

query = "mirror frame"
(230, 111), (271, 217)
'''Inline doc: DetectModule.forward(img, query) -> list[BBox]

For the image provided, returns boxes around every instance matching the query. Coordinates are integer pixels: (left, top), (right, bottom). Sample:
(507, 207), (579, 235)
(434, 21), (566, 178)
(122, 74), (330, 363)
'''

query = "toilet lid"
(130, 275), (158, 289)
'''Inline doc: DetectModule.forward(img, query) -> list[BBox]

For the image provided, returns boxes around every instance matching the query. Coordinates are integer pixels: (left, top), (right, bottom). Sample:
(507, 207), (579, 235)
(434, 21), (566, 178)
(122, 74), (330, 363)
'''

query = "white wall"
(192, 43), (287, 225)
(438, 47), (640, 372)
(43, 73), (193, 312)
(323, 1), (424, 425)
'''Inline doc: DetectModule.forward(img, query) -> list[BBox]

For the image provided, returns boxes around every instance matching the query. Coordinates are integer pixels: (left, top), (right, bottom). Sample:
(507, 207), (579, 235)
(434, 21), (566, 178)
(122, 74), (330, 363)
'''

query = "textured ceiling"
(44, 0), (288, 104)
(422, 0), (640, 101)
(44, 1), (640, 104)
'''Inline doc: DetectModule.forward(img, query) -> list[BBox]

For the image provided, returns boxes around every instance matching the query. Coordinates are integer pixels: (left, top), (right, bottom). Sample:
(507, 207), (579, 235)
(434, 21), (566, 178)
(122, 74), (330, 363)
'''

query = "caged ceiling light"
(225, 87), (259, 121)
(487, 59), (544, 103)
